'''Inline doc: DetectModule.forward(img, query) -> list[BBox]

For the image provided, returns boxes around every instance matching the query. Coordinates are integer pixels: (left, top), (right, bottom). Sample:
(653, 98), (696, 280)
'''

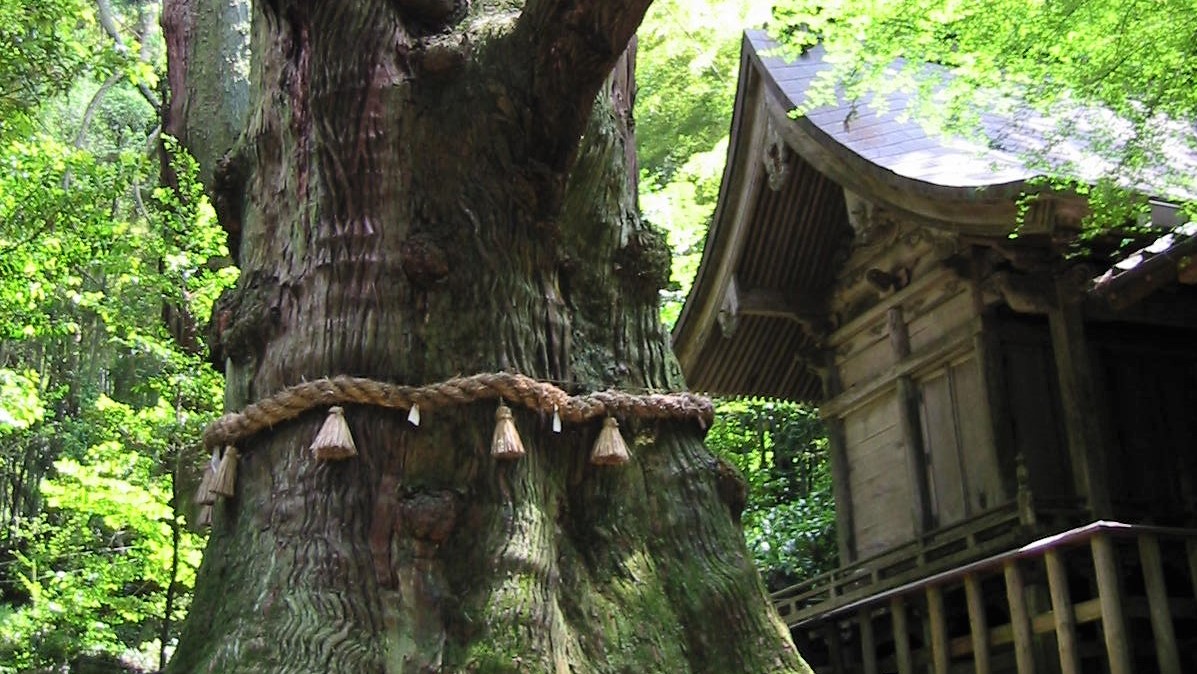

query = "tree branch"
(515, 0), (654, 173)
(96, 0), (162, 111)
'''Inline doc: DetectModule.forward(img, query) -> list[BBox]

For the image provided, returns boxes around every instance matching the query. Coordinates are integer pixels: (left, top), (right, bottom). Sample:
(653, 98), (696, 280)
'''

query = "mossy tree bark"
(164, 1), (808, 672)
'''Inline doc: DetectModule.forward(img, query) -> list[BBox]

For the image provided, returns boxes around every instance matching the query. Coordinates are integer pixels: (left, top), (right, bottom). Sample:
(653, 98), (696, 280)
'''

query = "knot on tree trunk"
(614, 221), (672, 300)
(401, 233), (451, 288)
(205, 272), (281, 368)
(400, 490), (459, 546)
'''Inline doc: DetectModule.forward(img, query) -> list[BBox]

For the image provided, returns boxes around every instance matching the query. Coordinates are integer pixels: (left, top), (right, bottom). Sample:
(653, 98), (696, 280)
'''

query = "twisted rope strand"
(203, 372), (713, 449)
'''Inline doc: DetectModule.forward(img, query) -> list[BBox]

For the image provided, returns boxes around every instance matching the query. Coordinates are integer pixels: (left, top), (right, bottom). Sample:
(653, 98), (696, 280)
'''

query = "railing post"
(1139, 535), (1181, 674)
(860, 608), (878, 674)
(1044, 549), (1080, 674)
(1003, 560), (1036, 674)
(964, 573), (991, 674)
(891, 596), (914, 674)
(1092, 533), (1131, 674)
(927, 585), (949, 674)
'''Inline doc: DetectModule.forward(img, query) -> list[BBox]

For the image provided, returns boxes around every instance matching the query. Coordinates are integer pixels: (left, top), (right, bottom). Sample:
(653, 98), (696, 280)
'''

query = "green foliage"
(637, 0), (773, 326)
(771, 0), (1197, 230)
(0, 369), (42, 433)
(0, 2), (233, 667)
(0, 127), (230, 668)
(0, 0), (104, 142)
(0, 397), (205, 672)
(636, 3), (840, 588)
(705, 399), (836, 590)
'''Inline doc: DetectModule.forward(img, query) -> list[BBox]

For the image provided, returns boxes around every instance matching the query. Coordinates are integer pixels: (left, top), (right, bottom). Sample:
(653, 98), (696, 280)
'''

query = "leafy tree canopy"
(0, 1), (230, 669)
(637, 0), (772, 326)
(772, 0), (1197, 223)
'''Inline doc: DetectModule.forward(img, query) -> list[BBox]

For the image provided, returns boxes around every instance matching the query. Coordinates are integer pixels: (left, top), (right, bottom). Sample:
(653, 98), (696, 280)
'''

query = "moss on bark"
(165, 1), (811, 672)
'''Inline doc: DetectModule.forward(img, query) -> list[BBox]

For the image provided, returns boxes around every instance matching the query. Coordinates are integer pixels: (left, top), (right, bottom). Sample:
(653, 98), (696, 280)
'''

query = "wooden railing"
(788, 521), (1197, 674)
(773, 502), (1025, 625)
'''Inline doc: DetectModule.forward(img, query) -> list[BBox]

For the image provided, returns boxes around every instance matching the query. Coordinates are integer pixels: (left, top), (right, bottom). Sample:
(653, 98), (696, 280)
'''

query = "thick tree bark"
(166, 1), (807, 672)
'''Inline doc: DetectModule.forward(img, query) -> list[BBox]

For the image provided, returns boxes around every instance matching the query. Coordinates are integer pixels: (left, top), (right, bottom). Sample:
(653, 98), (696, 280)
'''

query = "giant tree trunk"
(165, 1), (807, 672)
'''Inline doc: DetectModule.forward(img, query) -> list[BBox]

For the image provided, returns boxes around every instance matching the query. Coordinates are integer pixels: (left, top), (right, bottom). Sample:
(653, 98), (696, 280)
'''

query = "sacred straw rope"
(202, 372), (713, 450)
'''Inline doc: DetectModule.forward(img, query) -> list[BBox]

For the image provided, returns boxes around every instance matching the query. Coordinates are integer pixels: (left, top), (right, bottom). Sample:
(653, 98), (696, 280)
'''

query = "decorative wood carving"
(763, 117), (790, 191)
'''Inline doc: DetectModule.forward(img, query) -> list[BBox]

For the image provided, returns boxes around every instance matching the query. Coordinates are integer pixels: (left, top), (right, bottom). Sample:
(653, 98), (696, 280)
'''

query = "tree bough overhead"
(163, 1), (806, 672)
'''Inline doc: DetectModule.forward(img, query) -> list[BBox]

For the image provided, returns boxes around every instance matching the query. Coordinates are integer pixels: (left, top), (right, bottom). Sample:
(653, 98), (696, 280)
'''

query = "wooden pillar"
(890, 307), (934, 534)
(823, 359), (857, 563)
(1003, 561), (1035, 674)
(970, 258), (1017, 506)
(927, 585), (950, 674)
(1092, 534), (1131, 674)
(823, 622), (845, 674)
(1044, 550), (1080, 674)
(891, 596), (914, 674)
(1187, 539), (1197, 602)
(859, 609), (879, 674)
(1047, 280), (1111, 517)
(1139, 535), (1181, 674)
(964, 573), (991, 674)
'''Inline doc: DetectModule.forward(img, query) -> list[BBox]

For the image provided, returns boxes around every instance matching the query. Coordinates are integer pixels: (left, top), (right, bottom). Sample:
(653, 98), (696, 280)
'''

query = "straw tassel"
(311, 406), (357, 460)
(211, 446), (240, 498)
(590, 417), (630, 466)
(490, 402), (526, 460)
(196, 504), (213, 529)
(193, 449), (219, 506)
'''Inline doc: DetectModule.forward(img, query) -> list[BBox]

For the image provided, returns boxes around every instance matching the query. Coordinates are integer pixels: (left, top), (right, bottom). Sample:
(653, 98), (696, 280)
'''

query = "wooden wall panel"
(952, 357), (1003, 511)
(919, 370), (967, 524)
(839, 330), (892, 390)
(915, 354), (1002, 528)
(907, 290), (974, 355)
(844, 390), (914, 558)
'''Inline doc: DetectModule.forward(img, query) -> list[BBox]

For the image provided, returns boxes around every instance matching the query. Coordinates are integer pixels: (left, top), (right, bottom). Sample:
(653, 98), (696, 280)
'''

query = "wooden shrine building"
(673, 31), (1197, 674)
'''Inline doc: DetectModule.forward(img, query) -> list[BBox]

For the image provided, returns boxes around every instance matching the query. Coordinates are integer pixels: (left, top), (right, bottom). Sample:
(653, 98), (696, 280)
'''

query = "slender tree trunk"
(165, 1), (807, 672)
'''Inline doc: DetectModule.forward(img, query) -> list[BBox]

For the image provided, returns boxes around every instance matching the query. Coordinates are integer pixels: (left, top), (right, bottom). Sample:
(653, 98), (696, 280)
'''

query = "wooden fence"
(783, 521), (1197, 674)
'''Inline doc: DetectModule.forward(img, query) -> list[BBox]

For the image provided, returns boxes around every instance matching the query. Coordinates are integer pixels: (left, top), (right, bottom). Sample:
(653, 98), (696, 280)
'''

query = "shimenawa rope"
(202, 372), (713, 450)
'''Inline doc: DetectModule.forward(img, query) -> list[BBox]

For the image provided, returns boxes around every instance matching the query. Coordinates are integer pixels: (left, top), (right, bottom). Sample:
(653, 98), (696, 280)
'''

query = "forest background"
(0, 1), (836, 670)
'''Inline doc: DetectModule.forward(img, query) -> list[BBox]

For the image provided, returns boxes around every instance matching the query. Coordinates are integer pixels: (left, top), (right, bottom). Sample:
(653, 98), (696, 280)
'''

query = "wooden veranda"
(783, 521), (1197, 674)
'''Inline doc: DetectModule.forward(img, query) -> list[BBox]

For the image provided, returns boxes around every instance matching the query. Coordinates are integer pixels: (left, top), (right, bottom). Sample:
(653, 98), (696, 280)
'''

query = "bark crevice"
(167, 2), (809, 672)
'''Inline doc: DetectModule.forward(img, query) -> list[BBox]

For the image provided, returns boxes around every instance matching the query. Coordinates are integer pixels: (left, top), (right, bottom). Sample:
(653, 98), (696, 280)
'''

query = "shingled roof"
(670, 30), (1194, 401)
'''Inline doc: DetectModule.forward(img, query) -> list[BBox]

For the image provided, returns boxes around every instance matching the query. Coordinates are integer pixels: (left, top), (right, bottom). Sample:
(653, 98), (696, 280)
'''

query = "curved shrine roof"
(670, 31), (1194, 401)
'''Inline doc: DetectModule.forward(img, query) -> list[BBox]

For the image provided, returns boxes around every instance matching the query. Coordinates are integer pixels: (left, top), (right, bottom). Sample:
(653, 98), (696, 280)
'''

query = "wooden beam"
(927, 585), (950, 674)
(1138, 535), (1181, 674)
(1092, 534), (1132, 674)
(889, 305), (935, 534)
(827, 419), (857, 565)
(1044, 550), (1080, 674)
(892, 597), (914, 674)
(972, 282), (1016, 505)
(1003, 561), (1036, 674)
(821, 319), (977, 418)
(897, 376), (934, 534)
(1047, 280), (1111, 518)
(964, 573), (991, 674)
(860, 609), (879, 674)
(737, 287), (825, 328)
(823, 362), (857, 564)
(888, 307), (911, 358)
(671, 74), (768, 372)
(953, 597), (1105, 658)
